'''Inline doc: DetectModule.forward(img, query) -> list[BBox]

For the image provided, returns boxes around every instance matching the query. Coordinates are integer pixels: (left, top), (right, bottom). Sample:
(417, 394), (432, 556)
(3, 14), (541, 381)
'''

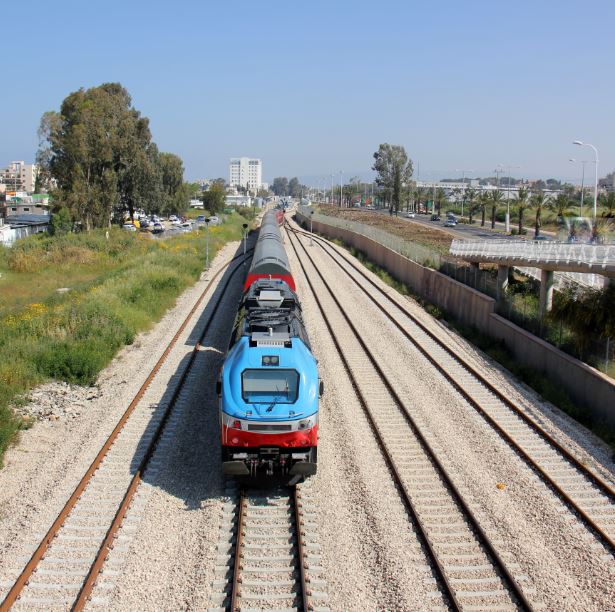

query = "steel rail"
(290, 224), (615, 554)
(286, 227), (534, 612)
(292, 486), (310, 612)
(1, 248), (251, 612)
(229, 489), (247, 612)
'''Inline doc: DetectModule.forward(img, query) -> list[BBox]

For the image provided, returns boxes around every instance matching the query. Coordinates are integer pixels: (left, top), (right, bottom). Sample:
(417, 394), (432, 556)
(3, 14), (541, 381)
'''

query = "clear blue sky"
(2, 0), (614, 185)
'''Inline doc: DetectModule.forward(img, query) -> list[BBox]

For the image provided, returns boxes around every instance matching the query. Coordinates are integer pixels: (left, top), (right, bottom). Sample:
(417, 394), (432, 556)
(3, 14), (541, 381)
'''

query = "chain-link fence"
(304, 208), (442, 269)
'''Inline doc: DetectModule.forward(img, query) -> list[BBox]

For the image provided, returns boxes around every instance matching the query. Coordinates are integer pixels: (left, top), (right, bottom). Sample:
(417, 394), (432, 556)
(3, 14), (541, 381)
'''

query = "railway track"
(210, 484), (327, 612)
(288, 222), (615, 557)
(286, 226), (535, 611)
(0, 250), (251, 612)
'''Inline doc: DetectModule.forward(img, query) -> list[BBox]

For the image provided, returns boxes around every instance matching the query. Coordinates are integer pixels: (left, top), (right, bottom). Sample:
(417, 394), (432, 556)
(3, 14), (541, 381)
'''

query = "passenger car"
(122, 223), (137, 232)
(152, 223), (164, 234)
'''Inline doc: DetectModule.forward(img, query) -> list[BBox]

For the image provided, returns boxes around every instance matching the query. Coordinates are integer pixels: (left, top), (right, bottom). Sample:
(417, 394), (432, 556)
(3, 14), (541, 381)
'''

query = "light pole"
(310, 209), (314, 246)
(242, 223), (248, 261)
(455, 169), (473, 218)
(339, 171), (343, 207)
(330, 174), (334, 204)
(498, 164), (520, 233)
(569, 158), (588, 217)
(204, 217), (211, 269)
(573, 140), (599, 220)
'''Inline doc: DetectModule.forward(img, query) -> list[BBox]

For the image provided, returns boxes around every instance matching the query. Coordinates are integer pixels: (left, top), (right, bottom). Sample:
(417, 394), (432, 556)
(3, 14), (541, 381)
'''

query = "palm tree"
(479, 191), (489, 227)
(532, 190), (548, 238)
(515, 187), (530, 235)
(465, 187), (477, 223)
(600, 192), (615, 218)
(490, 189), (504, 229)
(550, 193), (571, 224)
(436, 187), (446, 216)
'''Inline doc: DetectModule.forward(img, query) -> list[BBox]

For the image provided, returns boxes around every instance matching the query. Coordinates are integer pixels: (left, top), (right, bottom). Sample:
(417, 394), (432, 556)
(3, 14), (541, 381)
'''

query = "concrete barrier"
(296, 212), (615, 429)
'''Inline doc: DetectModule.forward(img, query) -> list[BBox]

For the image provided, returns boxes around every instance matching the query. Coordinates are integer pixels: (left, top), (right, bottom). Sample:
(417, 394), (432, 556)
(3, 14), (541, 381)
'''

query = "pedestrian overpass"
(449, 239), (615, 316)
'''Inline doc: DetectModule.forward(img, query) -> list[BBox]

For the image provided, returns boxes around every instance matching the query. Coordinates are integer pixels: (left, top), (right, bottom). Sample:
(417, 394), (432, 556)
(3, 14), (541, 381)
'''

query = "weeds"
(0, 216), (247, 466)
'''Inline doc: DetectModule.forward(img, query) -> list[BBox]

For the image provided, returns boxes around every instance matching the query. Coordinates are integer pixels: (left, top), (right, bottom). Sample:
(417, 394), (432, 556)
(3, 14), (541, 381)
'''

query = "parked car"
(122, 223), (137, 232)
(209, 216), (220, 225)
(152, 223), (164, 234)
(533, 235), (549, 242)
(169, 214), (179, 222)
(171, 218), (182, 226)
(181, 221), (193, 232)
(196, 215), (206, 222)
(140, 218), (150, 228)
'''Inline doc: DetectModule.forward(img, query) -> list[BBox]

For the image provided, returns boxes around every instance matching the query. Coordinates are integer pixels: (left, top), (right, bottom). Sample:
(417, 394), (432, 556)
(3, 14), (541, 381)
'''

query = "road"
(373, 208), (555, 241)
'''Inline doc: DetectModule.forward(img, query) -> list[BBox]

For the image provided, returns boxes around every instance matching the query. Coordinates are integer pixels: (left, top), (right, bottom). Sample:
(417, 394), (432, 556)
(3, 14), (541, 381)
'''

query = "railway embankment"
(295, 209), (615, 446)
(0, 216), (249, 467)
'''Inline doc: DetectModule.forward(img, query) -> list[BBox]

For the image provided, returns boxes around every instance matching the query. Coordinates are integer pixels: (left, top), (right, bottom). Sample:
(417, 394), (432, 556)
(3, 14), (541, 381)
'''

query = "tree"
(478, 191), (490, 227)
(532, 190), (548, 238)
(288, 177), (301, 198)
(158, 152), (186, 214)
(271, 177), (289, 196)
(372, 143), (413, 215)
(49, 207), (72, 236)
(465, 187), (478, 223)
(515, 187), (530, 234)
(36, 82), (180, 229)
(202, 183), (226, 214)
(490, 189), (504, 229)
(600, 192), (615, 218)
(550, 192), (572, 223)
(435, 187), (446, 216)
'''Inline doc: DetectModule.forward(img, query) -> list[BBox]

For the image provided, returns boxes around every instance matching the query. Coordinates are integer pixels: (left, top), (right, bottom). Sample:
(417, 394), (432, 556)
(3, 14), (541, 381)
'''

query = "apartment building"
(0, 161), (38, 193)
(229, 158), (262, 189)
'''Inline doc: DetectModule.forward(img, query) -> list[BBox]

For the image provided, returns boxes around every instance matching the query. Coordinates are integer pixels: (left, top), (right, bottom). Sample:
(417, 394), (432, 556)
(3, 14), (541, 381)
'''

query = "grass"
(328, 236), (615, 461)
(0, 215), (249, 466)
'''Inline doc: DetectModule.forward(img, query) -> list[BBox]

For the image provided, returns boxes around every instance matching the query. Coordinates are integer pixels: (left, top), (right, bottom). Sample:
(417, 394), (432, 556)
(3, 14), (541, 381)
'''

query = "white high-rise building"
(229, 157), (262, 189)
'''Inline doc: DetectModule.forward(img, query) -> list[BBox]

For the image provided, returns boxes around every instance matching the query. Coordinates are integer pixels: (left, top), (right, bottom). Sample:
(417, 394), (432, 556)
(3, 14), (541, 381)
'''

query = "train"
(218, 209), (321, 480)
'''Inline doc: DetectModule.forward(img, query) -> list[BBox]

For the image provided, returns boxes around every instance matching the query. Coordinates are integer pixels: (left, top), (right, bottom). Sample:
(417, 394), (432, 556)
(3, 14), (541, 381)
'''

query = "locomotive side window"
(242, 369), (299, 403)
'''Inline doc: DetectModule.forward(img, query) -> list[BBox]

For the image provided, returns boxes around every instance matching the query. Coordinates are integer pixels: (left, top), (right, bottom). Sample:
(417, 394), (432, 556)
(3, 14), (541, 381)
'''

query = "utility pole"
(339, 171), (343, 207)
(204, 218), (210, 269)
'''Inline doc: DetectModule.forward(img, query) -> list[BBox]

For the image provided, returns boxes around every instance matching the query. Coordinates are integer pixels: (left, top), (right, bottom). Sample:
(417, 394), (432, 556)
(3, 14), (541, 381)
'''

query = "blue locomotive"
(218, 211), (321, 479)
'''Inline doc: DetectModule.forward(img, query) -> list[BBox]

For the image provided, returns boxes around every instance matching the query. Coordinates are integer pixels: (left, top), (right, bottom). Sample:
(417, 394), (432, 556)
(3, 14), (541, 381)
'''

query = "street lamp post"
(242, 223), (248, 261)
(339, 171), (343, 207)
(498, 164), (520, 233)
(204, 218), (211, 269)
(455, 169), (473, 218)
(569, 158), (588, 217)
(573, 140), (599, 220)
(310, 209), (314, 246)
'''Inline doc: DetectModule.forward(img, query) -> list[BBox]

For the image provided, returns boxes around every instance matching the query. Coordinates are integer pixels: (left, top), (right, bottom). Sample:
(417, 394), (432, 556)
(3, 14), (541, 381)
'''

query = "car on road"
(533, 235), (549, 242)
(430, 214), (441, 221)
(402, 211), (416, 218)
(152, 223), (164, 234)
(444, 219), (457, 227)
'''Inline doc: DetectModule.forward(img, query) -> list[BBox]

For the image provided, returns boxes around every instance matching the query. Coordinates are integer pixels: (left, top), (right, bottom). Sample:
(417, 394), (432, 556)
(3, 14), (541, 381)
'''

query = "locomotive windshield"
(241, 369), (299, 403)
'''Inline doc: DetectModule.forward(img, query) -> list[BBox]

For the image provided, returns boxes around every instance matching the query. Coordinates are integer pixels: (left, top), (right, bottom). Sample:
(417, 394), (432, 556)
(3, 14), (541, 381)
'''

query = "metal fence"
(301, 207), (443, 269)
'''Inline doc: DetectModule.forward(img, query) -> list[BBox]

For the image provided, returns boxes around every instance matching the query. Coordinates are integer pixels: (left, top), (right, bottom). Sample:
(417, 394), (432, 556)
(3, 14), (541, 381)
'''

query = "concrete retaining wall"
(297, 213), (615, 429)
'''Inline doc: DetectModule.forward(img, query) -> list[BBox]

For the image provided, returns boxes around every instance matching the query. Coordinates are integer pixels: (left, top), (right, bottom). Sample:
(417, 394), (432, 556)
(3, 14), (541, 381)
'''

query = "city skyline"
(1, 0), (614, 185)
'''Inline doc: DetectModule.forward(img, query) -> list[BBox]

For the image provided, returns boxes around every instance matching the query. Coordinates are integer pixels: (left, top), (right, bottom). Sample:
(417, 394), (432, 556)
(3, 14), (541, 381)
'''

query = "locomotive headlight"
(298, 420), (307, 430)
(231, 419), (242, 430)
(263, 356), (271, 365)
